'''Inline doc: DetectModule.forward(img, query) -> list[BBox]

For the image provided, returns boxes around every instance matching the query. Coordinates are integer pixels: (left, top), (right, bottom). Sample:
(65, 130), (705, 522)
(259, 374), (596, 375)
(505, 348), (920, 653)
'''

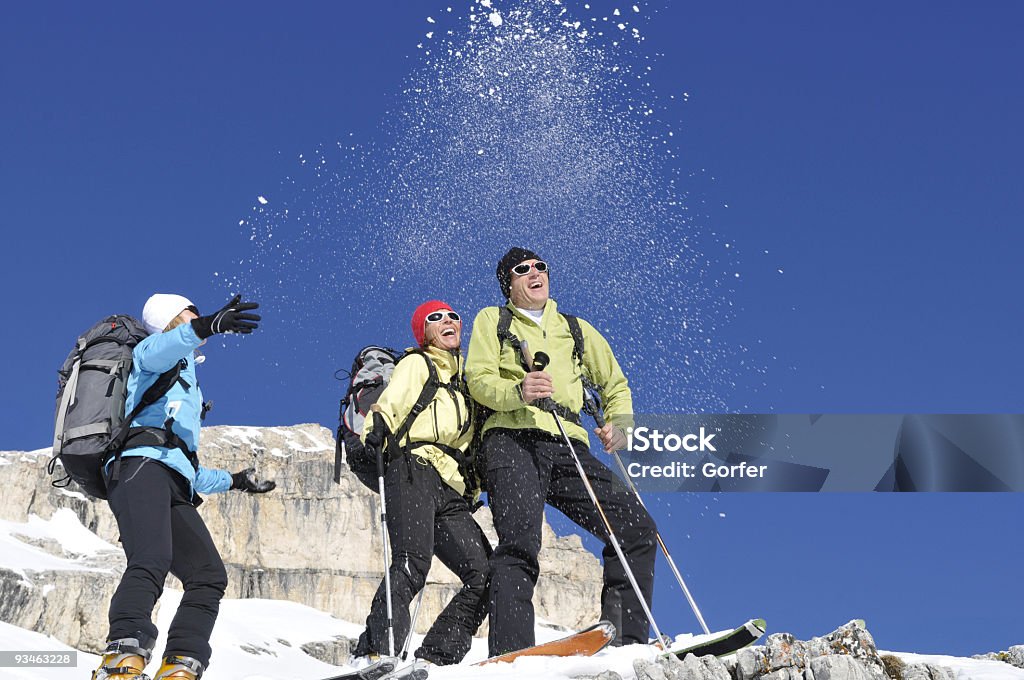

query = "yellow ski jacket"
(362, 346), (475, 497)
(466, 299), (633, 445)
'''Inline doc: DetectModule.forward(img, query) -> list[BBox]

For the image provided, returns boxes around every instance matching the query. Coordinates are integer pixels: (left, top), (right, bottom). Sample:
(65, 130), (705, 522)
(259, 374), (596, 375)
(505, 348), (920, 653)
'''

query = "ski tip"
(747, 618), (767, 636)
(596, 620), (618, 638)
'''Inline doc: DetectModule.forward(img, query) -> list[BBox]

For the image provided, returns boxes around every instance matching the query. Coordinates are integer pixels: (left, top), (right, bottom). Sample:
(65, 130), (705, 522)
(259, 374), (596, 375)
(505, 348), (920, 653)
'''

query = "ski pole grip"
(532, 350), (550, 373)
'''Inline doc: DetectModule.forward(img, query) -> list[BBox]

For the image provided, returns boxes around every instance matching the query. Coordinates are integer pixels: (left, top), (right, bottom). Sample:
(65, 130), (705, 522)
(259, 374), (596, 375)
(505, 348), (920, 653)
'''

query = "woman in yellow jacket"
(352, 300), (489, 668)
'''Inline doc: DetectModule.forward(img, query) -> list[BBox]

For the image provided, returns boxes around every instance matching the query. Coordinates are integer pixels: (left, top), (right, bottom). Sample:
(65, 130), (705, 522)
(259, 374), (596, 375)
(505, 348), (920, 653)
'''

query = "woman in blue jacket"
(94, 294), (274, 680)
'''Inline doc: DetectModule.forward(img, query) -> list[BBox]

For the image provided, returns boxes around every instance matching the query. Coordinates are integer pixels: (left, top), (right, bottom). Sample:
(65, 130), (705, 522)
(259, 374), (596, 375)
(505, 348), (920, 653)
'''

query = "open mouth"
(529, 280), (544, 290)
(441, 328), (457, 337)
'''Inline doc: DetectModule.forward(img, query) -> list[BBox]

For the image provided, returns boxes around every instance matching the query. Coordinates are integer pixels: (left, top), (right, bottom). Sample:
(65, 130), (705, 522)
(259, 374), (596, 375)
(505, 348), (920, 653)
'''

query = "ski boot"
(152, 655), (204, 680)
(381, 658), (431, 680)
(92, 638), (153, 680)
(349, 654), (399, 680)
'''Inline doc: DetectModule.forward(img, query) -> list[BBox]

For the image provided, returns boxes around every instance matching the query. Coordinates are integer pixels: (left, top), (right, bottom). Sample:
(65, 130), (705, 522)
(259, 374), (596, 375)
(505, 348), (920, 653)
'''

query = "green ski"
(664, 618), (767, 659)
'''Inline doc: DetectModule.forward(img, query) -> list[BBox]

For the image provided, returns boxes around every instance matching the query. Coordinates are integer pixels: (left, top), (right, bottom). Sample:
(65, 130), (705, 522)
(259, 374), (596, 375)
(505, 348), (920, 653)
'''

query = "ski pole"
(609, 452), (711, 635)
(529, 352), (666, 646)
(400, 585), (427, 660)
(583, 391), (713, 636)
(370, 406), (396, 657)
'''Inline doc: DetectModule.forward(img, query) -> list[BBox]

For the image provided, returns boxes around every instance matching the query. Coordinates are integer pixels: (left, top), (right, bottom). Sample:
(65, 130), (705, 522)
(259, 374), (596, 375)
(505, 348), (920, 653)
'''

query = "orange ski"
(475, 621), (616, 666)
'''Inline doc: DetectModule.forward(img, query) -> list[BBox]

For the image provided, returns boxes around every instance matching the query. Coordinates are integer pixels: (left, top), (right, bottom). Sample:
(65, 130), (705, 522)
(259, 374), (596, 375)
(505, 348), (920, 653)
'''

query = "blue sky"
(3, 1), (1022, 656)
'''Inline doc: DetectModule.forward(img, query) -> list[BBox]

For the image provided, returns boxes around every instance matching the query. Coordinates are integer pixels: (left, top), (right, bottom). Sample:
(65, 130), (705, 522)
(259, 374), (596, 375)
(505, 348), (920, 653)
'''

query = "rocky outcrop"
(635, 653), (732, 680)
(721, 621), (893, 680)
(899, 664), (955, 680)
(0, 424), (602, 651)
(973, 644), (1024, 670)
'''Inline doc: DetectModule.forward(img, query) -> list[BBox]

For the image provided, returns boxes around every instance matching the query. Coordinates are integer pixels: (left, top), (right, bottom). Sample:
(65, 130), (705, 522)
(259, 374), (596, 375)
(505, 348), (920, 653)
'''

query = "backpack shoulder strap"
(495, 306), (531, 372)
(561, 313), (585, 366)
(109, 359), (186, 451)
(392, 350), (441, 445)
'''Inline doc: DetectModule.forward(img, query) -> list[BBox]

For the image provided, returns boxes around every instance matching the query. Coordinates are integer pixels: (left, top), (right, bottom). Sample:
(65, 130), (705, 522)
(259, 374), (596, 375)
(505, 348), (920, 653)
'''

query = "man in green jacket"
(466, 247), (657, 656)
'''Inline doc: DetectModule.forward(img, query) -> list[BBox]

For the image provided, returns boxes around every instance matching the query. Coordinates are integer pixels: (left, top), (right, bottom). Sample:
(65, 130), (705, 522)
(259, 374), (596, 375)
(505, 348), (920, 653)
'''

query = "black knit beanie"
(496, 247), (543, 299)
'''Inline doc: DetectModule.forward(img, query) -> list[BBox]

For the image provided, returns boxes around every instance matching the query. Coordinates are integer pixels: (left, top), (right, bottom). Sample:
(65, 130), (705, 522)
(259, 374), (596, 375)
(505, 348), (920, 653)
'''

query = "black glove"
(364, 425), (384, 452)
(230, 467), (276, 493)
(191, 294), (261, 339)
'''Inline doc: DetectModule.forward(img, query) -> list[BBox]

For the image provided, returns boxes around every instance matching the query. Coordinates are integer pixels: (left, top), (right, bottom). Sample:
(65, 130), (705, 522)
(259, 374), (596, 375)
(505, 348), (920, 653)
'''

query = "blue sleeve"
(134, 323), (203, 374)
(194, 466), (233, 494)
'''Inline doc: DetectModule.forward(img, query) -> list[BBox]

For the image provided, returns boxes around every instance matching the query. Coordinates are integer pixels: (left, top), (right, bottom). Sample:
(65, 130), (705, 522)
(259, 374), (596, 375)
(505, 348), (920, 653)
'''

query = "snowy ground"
(885, 651), (1024, 680)
(0, 512), (1021, 680)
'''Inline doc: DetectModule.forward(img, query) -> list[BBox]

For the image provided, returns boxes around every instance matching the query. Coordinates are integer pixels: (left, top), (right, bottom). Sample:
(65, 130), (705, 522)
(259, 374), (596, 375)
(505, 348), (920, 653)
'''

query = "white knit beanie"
(142, 293), (195, 335)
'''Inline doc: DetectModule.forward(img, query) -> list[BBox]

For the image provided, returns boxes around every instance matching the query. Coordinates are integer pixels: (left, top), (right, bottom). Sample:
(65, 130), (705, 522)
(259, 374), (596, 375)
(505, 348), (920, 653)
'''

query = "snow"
(6, 555), (1007, 680)
(24, 509), (117, 557)
(0, 511), (116, 577)
(5, 599), (1013, 680)
(0, 620), (99, 680)
(888, 651), (1024, 679)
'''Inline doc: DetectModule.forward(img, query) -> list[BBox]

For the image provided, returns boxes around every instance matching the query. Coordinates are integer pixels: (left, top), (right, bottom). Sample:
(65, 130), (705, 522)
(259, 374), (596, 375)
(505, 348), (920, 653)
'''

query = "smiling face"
(423, 310), (463, 351)
(508, 259), (549, 310)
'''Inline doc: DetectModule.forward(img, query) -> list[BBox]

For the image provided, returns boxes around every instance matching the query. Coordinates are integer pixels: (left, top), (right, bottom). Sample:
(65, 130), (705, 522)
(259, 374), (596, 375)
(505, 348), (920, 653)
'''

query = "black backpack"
(48, 316), (186, 499)
(335, 346), (476, 495)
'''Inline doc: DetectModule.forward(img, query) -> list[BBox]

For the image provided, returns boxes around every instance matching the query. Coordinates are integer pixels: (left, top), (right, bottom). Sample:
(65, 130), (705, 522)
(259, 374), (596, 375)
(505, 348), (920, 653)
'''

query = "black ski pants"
(355, 454), (491, 665)
(484, 428), (657, 656)
(105, 456), (228, 667)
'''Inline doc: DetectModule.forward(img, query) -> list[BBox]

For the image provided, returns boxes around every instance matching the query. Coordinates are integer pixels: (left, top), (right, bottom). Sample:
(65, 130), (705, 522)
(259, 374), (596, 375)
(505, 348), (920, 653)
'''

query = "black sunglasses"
(426, 310), (461, 323)
(511, 261), (548, 276)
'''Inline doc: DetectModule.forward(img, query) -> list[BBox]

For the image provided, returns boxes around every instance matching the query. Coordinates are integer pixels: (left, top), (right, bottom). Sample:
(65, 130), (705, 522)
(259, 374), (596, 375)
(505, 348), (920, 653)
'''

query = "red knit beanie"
(411, 300), (452, 347)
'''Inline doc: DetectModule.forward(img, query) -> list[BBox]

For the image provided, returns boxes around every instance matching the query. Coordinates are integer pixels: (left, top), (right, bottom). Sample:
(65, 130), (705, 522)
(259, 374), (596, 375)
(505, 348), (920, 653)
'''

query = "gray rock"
(901, 664), (955, 680)
(735, 646), (768, 680)
(680, 654), (732, 680)
(634, 657), (671, 680)
(809, 655), (876, 680)
(300, 636), (356, 666)
(971, 645), (1024, 670)
(634, 654), (730, 680)
(572, 671), (623, 680)
(759, 669), (808, 680)
(734, 621), (885, 680)
(1009, 645), (1024, 669)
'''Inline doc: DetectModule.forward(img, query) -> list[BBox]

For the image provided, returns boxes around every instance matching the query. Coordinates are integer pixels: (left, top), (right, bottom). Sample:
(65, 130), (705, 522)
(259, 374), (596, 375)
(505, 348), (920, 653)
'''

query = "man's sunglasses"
(426, 311), (461, 323)
(511, 261), (549, 276)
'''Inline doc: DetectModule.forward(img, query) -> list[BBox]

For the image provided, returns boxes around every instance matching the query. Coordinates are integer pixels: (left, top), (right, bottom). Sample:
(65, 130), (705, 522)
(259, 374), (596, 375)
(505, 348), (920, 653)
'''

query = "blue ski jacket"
(106, 321), (232, 496)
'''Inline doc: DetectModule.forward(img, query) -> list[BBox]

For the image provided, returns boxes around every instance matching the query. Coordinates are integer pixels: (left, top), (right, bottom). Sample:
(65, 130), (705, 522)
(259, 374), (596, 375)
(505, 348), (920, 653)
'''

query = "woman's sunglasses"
(511, 261), (549, 276)
(426, 310), (461, 323)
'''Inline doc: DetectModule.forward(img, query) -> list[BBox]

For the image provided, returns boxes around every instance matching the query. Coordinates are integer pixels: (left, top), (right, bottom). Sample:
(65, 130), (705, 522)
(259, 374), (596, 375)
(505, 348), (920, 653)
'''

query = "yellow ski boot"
(152, 655), (205, 680)
(91, 638), (152, 680)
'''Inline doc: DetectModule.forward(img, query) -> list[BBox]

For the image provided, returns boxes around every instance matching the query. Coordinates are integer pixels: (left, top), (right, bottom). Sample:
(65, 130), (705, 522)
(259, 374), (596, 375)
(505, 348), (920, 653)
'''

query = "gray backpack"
(48, 315), (183, 499)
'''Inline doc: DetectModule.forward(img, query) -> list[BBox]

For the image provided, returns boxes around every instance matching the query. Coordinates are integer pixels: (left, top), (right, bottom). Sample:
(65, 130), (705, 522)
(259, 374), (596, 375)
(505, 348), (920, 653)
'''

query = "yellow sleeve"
(579, 319), (634, 430)
(466, 307), (525, 412)
(361, 353), (431, 444)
